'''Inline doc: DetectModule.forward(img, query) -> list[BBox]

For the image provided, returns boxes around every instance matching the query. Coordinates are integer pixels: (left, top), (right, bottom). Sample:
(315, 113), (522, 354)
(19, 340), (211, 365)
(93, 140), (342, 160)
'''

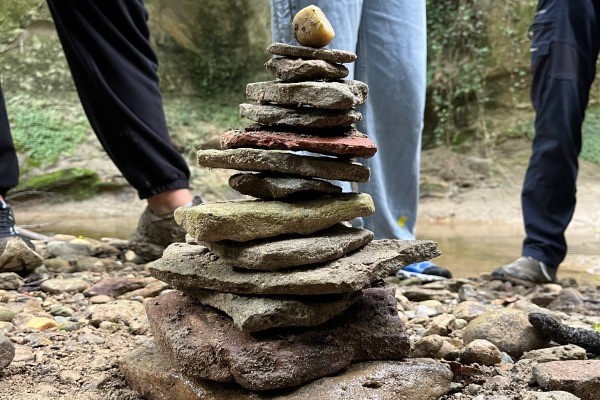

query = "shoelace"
(0, 206), (17, 236)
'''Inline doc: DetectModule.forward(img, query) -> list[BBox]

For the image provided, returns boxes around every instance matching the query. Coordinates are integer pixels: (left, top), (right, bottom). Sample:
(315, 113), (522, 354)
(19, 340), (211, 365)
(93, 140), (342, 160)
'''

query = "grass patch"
(582, 106), (600, 165)
(7, 94), (88, 167)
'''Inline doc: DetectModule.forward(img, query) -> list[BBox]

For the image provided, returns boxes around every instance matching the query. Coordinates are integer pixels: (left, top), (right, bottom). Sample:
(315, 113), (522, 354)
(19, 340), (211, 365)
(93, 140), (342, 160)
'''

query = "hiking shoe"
(0, 203), (34, 250)
(396, 261), (453, 281)
(129, 196), (202, 262)
(492, 256), (557, 286)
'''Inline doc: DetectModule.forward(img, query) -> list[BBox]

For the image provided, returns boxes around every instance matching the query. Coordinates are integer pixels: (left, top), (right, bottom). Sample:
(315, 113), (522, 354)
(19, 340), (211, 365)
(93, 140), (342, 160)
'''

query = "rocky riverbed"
(0, 233), (598, 399)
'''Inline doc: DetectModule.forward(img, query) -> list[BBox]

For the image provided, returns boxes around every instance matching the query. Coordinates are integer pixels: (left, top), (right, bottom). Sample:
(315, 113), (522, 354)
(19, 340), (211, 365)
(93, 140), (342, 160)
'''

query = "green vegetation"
(594, 322), (600, 332)
(582, 106), (600, 165)
(11, 167), (100, 200)
(6, 95), (88, 167)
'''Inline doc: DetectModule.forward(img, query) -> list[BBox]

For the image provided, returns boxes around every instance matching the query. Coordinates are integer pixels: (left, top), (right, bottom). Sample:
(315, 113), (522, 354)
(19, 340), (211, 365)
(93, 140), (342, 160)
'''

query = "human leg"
(45, 0), (191, 203)
(354, 0), (426, 241)
(0, 87), (19, 200)
(493, 0), (600, 284)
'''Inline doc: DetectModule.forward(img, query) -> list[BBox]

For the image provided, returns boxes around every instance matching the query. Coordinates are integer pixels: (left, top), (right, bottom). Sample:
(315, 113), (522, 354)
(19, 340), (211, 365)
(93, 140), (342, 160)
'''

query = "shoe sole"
(396, 270), (448, 282)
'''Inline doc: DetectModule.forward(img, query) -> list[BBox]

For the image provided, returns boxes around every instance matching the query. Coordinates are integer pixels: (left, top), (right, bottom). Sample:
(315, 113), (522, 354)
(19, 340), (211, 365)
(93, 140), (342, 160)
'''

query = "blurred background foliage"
(1, 0), (599, 175)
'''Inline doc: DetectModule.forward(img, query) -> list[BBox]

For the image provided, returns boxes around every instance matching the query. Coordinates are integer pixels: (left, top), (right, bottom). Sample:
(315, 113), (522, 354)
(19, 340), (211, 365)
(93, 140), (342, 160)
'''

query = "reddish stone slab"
(220, 129), (376, 159)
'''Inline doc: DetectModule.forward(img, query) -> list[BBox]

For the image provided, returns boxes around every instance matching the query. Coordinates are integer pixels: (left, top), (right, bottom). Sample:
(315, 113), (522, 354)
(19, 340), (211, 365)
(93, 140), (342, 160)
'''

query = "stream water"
(16, 213), (600, 286)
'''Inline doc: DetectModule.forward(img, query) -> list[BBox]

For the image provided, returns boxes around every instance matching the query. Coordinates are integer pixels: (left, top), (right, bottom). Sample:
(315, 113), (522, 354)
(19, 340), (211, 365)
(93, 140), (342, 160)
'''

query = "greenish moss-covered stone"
(10, 168), (100, 200)
(174, 193), (375, 243)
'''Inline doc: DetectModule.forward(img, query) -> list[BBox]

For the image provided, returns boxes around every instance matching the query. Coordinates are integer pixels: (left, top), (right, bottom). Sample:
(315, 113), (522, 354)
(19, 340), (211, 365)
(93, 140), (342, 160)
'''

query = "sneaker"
(396, 261), (453, 281)
(129, 196), (202, 262)
(0, 202), (34, 249)
(491, 256), (557, 286)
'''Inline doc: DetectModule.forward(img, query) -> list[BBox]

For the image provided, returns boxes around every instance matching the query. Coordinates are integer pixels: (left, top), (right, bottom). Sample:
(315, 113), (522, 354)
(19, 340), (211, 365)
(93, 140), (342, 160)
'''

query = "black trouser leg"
(46, 0), (190, 199)
(522, 0), (600, 268)
(0, 86), (19, 199)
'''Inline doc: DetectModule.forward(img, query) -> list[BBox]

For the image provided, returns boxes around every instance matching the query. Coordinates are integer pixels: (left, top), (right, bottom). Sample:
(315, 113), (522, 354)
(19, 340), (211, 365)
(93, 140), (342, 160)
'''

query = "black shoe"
(396, 261), (452, 281)
(0, 203), (34, 249)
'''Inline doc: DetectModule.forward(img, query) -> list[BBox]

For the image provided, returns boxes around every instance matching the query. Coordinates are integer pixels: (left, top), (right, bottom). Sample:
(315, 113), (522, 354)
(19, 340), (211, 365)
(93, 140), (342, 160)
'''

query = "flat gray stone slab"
(204, 224), (373, 270)
(247, 81), (367, 110)
(148, 239), (439, 295)
(228, 173), (342, 200)
(122, 344), (452, 400)
(182, 288), (359, 332)
(174, 193), (375, 243)
(145, 287), (410, 390)
(266, 57), (349, 82)
(197, 148), (370, 182)
(268, 42), (357, 64)
(239, 103), (361, 128)
(220, 129), (377, 159)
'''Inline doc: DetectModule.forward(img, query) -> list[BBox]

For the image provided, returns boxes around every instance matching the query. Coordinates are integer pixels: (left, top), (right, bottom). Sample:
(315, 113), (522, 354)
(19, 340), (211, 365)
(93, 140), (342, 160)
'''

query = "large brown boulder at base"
(121, 343), (452, 400)
(148, 239), (439, 295)
(145, 287), (410, 391)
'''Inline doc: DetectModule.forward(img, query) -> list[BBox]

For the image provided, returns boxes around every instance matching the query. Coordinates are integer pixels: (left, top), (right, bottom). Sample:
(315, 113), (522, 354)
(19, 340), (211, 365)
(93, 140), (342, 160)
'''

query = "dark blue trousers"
(0, 0), (190, 199)
(522, 0), (600, 268)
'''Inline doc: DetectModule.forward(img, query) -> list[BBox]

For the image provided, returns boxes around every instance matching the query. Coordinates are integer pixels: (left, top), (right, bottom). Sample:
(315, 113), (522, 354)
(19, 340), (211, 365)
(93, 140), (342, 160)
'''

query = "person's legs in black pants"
(522, 0), (600, 268)
(0, 86), (19, 200)
(45, 0), (198, 260)
(45, 0), (191, 202)
(493, 0), (600, 285)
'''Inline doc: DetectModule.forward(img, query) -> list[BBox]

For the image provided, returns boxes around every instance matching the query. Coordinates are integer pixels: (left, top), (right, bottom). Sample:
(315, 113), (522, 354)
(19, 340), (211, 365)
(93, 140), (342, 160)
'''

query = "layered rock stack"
(131, 41), (442, 397)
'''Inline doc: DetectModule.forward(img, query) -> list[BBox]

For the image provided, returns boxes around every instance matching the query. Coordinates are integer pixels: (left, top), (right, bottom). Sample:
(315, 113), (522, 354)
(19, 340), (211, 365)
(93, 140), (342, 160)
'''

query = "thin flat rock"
(247, 80), (368, 110)
(196, 148), (370, 182)
(122, 343), (452, 400)
(228, 173), (342, 200)
(148, 239), (439, 295)
(145, 287), (411, 390)
(240, 103), (361, 128)
(203, 224), (373, 270)
(182, 288), (360, 332)
(220, 129), (376, 159)
(266, 57), (349, 82)
(174, 193), (375, 243)
(268, 42), (357, 64)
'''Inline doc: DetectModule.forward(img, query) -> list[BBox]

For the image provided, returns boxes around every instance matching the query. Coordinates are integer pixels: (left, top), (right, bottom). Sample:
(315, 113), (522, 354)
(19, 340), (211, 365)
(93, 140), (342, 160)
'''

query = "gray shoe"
(491, 256), (557, 286)
(129, 196), (202, 262)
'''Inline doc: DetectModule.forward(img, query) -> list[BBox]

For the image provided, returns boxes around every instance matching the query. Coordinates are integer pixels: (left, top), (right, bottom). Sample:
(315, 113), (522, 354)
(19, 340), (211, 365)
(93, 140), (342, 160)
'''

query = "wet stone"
(175, 193), (374, 243)
(149, 239), (439, 296)
(181, 288), (360, 332)
(265, 57), (349, 82)
(267, 42), (357, 64)
(239, 103), (361, 128)
(146, 287), (411, 391)
(197, 148), (370, 183)
(203, 224), (373, 270)
(220, 129), (376, 159)
(228, 173), (342, 200)
(246, 80), (368, 110)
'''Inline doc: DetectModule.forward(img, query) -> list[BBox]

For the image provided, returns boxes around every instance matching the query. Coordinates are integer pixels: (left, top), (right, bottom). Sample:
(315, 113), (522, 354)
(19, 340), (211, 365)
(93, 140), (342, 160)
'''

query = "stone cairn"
(129, 40), (441, 397)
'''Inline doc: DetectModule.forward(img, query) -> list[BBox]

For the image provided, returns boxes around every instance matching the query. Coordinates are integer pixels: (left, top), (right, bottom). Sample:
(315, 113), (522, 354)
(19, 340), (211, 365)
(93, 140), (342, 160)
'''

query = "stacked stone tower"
(123, 11), (442, 397)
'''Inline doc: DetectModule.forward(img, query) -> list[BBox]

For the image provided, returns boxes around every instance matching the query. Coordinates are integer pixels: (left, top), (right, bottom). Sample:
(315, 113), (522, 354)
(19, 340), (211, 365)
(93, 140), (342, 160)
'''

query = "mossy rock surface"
(11, 168), (100, 200)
